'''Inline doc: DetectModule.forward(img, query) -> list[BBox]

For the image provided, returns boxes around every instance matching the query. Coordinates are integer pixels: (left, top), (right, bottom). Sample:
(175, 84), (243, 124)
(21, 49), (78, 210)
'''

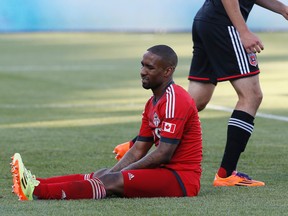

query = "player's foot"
(11, 153), (40, 200)
(213, 171), (265, 187)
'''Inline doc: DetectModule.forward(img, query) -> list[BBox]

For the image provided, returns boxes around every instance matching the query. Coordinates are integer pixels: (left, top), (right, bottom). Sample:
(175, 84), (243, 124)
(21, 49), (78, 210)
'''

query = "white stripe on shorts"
(228, 26), (250, 75)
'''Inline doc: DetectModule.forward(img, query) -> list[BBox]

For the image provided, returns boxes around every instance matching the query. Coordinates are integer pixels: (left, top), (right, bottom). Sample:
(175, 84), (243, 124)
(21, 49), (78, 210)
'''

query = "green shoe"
(11, 153), (40, 200)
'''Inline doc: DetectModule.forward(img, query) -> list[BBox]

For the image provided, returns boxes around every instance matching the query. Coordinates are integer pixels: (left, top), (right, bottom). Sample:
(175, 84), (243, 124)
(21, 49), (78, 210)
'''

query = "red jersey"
(138, 82), (202, 172)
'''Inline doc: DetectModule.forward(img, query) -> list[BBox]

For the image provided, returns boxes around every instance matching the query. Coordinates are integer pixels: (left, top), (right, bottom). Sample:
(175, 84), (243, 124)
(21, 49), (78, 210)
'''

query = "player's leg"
(98, 172), (124, 196)
(33, 177), (107, 200)
(32, 171), (124, 200)
(214, 74), (264, 186)
(231, 75), (263, 116)
(11, 153), (107, 200)
(213, 74), (264, 185)
(121, 169), (199, 197)
(50, 168), (199, 198)
(192, 22), (265, 186)
(188, 81), (215, 111)
(37, 173), (94, 184)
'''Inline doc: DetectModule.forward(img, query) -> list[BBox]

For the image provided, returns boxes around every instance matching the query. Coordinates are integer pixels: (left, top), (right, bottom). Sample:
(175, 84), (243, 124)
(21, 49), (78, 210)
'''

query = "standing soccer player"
(113, 0), (288, 187)
(188, 0), (288, 186)
(11, 45), (203, 200)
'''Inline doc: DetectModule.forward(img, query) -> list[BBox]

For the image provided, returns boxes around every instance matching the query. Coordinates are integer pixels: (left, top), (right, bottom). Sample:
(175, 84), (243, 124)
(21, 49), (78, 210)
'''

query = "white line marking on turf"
(0, 115), (140, 129)
(0, 65), (116, 72)
(0, 103), (287, 122)
(0, 103), (141, 109)
(207, 104), (288, 122)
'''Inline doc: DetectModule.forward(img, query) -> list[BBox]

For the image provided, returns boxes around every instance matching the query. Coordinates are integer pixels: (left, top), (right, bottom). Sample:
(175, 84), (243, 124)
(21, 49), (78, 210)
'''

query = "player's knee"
(256, 91), (263, 105)
(92, 168), (110, 178)
(99, 172), (124, 196)
(250, 89), (263, 107)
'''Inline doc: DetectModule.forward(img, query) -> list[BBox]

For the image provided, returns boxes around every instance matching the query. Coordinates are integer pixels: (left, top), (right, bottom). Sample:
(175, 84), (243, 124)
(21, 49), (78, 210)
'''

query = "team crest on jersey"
(161, 121), (176, 133)
(247, 53), (258, 67)
(153, 112), (160, 127)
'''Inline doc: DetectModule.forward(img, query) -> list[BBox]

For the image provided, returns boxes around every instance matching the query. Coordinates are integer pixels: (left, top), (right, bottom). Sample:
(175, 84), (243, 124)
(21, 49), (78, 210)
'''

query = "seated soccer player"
(11, 45), (203, 200)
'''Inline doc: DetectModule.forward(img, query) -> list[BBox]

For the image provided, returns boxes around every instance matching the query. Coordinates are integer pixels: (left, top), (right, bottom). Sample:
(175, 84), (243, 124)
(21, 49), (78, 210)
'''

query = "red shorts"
(122, 168), (200, 198)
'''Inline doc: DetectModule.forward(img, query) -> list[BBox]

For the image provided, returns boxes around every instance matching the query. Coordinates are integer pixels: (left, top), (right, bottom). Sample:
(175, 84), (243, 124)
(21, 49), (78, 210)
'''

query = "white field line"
(0, 115), (140, 129)
(207, 104), (288, 122)
(1, 103), (287, 122)
(0, 103), (107, 109)
(0, 103), (142, 109)
(0, 65), (116, 72)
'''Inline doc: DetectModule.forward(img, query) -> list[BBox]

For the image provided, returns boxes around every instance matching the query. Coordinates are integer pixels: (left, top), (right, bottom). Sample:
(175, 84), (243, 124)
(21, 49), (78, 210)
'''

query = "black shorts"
(188, 20), (260, 85)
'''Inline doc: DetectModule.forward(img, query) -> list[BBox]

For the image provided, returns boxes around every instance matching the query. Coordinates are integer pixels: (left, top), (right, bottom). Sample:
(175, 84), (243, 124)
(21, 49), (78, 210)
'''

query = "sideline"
(207, 104), (288, 122)
(1, 103), (287, 122)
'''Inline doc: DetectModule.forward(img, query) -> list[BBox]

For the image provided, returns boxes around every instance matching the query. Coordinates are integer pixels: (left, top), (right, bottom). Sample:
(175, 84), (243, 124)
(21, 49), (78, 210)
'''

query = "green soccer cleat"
(11, 153), (40, 201)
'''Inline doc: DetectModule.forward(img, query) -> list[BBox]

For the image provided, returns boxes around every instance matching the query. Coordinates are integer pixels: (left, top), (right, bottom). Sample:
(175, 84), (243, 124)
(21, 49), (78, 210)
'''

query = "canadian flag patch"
(161, 122), (176, 133)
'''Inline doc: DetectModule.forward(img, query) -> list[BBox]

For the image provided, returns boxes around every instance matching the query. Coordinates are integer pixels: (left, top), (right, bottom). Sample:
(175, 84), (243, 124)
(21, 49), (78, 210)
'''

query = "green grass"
(0, 32), (287, 216)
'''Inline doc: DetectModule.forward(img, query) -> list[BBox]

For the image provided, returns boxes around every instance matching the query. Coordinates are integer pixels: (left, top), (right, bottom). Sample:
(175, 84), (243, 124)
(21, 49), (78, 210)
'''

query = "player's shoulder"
(168, 84), (195, 105)
(169, 83), (190, 97)
(167, 83), (183, 91)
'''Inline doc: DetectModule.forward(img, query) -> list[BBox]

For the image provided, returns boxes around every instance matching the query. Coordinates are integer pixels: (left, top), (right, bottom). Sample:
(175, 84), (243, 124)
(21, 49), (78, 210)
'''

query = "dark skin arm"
(110, 140), (154, 172)
(112, 139), (178, 171)
(93, 140), (153, 178)
(121, 140), (178, 171)
(94, 139), (178, 178)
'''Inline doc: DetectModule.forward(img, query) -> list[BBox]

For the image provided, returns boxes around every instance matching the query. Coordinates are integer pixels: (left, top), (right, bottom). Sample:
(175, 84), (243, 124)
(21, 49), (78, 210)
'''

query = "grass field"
(0, 32), (287, 216)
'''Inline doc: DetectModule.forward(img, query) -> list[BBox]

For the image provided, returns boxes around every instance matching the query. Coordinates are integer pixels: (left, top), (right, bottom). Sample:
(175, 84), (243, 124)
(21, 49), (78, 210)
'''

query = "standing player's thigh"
(188, 81), (215, 111)
(122, 169), (183, 198)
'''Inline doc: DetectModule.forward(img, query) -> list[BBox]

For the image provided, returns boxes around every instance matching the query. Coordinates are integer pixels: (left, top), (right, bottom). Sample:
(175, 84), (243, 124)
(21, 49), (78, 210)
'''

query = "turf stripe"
(207, 104), (288, 122)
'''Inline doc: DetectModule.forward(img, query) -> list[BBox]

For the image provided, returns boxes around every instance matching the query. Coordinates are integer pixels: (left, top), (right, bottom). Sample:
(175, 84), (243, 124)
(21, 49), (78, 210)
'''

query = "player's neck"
(152, 80), (174, 102)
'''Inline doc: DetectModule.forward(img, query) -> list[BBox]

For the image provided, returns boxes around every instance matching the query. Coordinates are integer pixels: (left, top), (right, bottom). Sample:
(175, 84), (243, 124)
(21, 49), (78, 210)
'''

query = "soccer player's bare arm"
(122, 141), (178, 171)
(221, 0), (249, 33)
(110, 140), (153, 172)
(221, 0), (264, 53)
(255, 0), (288, 19)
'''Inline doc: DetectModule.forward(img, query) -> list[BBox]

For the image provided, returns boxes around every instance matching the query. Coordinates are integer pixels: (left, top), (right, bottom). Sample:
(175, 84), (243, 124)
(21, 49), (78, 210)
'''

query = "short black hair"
(147, 45), (178, 68)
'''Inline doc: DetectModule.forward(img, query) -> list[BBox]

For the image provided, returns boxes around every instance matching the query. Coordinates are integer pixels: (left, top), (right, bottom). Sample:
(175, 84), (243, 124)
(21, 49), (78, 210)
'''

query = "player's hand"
(240, 31), (264, 54)
(113, 142), (131, 161)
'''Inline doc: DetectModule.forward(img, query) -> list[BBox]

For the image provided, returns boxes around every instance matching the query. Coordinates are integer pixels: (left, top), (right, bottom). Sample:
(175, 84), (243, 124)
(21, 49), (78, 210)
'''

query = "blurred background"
(1, 0), (288, 33)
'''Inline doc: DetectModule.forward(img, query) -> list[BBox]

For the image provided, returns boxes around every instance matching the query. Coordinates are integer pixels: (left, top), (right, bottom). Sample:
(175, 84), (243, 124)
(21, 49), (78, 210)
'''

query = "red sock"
(36, 173), (94, 184)
(217, 167), (227, 178)
(34, 177), (106, 200)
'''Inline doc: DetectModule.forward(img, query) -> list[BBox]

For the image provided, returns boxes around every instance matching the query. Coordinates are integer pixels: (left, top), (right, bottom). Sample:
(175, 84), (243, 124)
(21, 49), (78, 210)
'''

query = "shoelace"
(24, 168), (40, 186)
(236, 172), (252, 180)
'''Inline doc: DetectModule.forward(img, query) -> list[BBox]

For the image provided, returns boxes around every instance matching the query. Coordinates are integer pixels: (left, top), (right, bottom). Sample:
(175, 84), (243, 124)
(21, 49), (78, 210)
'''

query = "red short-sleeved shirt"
(138, 83), (202, 172)
(123, 82), (202, 197)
